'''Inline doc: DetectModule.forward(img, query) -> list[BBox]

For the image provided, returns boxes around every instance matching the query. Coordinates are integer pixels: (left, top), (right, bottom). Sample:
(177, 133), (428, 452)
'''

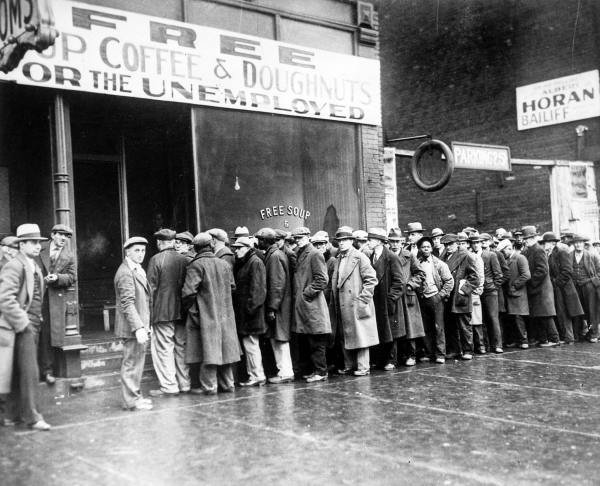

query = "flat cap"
(124, 236), (148, 249)
(441, 234), (459, 244)
(154, 229), (176, 241)
(176, 231), (194, 244)
(274, 229), (287, 240)
(334, 226), (355, 240)
(592, 240), (600, 246)
(255, 228), (277, 239)
(367, 228), (387, 241)
(231, 236), (253, 248)
(207, 228), (228, 243)
(291, 227), (311, 237)
(51, 224), (73, 236)
(310, 232), (328, 244)
(192, 232), (212, 247)
(353, 230), (368, 241)
(235, 226), (249, 237)
(1, 236), (19, 248)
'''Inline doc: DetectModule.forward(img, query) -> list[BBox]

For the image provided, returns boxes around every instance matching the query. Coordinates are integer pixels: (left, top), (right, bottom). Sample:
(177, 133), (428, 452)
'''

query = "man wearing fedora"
(520, 226), (560, 347)
(35, 224), (77, 385)
(147, 229), (191, 397)
(114, 236), (153, 411)
(570, 234), (600, 342)
(542, 232), (583, 345)
(406, 222), (425, 257)
(497, 239), (531, 348)
(465, 233), (484, 351)
(353, 230), (372, 258)
(366, 227), (403, 370)
(387, 228), (403, 257)
(440, 234), (480, 359)
(431, 228), (445, 258)
(291, 227), (331, 382)
(208, 228), (234, 269)
(329, 227), (378, 376)
(0, 224), (51, 430)
(416, 236), (453, 363)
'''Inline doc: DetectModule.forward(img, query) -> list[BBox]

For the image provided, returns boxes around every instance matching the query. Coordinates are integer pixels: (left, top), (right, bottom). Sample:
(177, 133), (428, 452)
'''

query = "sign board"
(516, 70), (600, 130)
(451, 142), (511, 171)
(0, 0), (382, 125)
(383, 147), (398, 229)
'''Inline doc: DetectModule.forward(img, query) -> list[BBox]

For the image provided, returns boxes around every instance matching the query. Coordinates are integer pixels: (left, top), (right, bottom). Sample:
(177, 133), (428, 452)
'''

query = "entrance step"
(81, 338), (154, 374)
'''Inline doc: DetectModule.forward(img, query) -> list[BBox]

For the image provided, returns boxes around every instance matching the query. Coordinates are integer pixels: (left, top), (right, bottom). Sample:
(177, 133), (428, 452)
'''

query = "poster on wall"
(516, 70), (600, 131)
(383, 147), (398, 229)
(0, 0), (382, 125)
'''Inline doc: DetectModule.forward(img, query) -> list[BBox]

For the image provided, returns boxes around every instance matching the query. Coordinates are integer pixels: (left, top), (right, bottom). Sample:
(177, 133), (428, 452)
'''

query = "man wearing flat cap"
(208, 228), (234, 270)
(366, 228), (403, 369)
(353, 230), (372, 258)
(291, 227), (331, 382)
(0, 224), (51, 430)
(175, 232), (195, 260)
(570, 234), (600, 342)
(275, 229), (297, 275)
(542, 232), (583, 345)
(35, 224), (77, 385)
(115, 236), (153, 411)
(406, 222), (425, 258)
(0, 236), (19, 273)
(520, 226), (560, 347)
(182, 233), (241, 394)
(329, 227), (378, 376)
(147, 229), (191, 397)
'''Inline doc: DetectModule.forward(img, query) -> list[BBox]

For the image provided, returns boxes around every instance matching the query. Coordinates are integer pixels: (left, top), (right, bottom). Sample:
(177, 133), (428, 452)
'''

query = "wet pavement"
(2, 344), (600, 486)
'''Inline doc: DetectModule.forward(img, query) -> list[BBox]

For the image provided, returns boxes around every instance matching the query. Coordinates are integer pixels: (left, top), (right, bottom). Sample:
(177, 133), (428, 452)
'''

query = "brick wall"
(380, 0), (600, 234)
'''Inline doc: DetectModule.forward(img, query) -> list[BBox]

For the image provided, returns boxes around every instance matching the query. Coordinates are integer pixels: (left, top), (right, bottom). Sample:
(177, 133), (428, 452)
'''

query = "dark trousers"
(445, 309), (473, 356)
(291, 332), (312, 375)
(370, 339), (397, 367)
(307, 334), (328, 375)
(6, 324), (43, 425)
(576, 283), (598, 339)
(37, 316), (54, 377)
(398, 337), (417, 359)
(473, 325), (485, 352)
(419, 294), (446, 359)
(553, 288), (575, 343)
(505, 315), (528, 344)
(527, 316), (560, 344)
(481, 291), (502, 349)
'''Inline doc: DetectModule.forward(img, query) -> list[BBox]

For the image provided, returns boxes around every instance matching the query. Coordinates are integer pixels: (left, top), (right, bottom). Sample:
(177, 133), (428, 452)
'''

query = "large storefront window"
(193, 107), (362, 236)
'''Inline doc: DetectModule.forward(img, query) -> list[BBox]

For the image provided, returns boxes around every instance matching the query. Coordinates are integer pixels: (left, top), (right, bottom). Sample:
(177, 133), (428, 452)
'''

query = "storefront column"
(52, 93), (87, 378)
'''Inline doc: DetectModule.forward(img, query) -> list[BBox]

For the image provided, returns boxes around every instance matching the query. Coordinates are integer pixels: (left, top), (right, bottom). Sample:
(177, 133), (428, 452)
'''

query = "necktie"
(372, 252), (378, 264)
(51, 247), (59, 265)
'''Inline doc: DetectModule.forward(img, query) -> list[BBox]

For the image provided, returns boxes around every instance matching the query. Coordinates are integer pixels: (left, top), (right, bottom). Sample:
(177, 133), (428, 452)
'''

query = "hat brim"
(334, 236), (355, 241)
(16, 236), (48, 242)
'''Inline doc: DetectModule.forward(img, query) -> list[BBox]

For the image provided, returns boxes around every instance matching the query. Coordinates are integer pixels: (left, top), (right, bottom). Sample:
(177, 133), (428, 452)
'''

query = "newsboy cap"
(406, 222), (425, 233)
(192, 232), (212, 247)
(334, 226), (355, 240)
(15, 224), (47, 242)
(1, 236), (19, 249)
(480, 233), (492, 241)
(291, 227), (311, 237)
(154, 229), (176, 241)
(310, 232), (328, 244)
(255, 228), (277, 240)
(274, 229), (287, 240)
(176, 231), (194, 244)
(123, 236), (148, 249)
(51, 224), (73, 236)
(231, 236), (253, 248)
(207, 228), (228, 243)
(496, 239), (512, 252)
(441, 234), (459, 244)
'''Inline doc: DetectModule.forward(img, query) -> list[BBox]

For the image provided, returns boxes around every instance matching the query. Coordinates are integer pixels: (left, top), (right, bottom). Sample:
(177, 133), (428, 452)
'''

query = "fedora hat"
(462, 226), (476, 234)
(334, 226), (355, 241)
(541, 231), (559, 243)
(468, 234), (483, 243)
(430, 228), (445, 238)
(406, 222), (425, 234)
(353, 230), (368, 241)
(500, 231), (515, 241)
(367, 228), (388, 241)
(521, 226), (538, 239)
(457, 232), (469, 242)
(388, 228), (402, 241)
(15, 224), (47, 242)
(570, 234), (589, 243)
(234, 226), (249, 238)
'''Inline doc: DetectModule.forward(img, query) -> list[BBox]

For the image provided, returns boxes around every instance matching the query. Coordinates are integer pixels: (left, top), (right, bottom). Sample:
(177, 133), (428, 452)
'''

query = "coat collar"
(445, 247), (467, 272)
(296, 243), (314, 268)
(15, 252), (44, 300)
(336, 247), (360, 288)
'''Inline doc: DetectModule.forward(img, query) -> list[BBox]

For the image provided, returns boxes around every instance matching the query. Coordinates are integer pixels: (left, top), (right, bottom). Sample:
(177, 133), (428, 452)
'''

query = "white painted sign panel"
(0, 0), (382, 125)
(517, 70), (600, 130)
(451, 142), (511, 171)
(383, 147), (398, 229)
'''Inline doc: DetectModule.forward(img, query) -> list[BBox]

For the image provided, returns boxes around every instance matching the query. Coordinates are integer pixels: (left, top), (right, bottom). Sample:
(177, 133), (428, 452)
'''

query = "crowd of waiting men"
(1, 221), (599, 430)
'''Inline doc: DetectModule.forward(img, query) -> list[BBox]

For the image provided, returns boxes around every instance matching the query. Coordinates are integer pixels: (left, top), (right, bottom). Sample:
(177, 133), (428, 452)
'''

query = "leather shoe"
(461, 354), (473, 360)
(519, 343), (529, 349)
(149, 389), (179, 397)
(494, 347), (504, 354)
(353, 369), (370, 376)
(435, 358), (446, 364)
(30, 420), (51, 431)
(306, 374), (328, 383)
(405, 358), (416, 366)
(383, 363), (396, 371)
(239, 379), (267, 387)
(337, 368), (354, 375)
(123, 402), (153, 411)
(268, 375), (295, 384)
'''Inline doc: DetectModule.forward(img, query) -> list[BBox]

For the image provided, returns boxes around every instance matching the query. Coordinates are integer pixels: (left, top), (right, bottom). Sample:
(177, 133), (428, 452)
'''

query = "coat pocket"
(357, 301), (372, 320)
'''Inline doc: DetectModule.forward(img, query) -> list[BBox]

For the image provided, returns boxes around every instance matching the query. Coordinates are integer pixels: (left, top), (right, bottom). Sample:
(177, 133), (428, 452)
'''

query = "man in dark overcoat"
(570, 234), (600, 342)
(387, 228), (403, 256)
(232, 236), (268, 387)
(147, 229), (190, 397)
(175, 232), (196, 260)
(520, 226), (560, 347)
(542, 232), (583, 345)
(291, 226), (331, 383)
(182, 233), (241, 394)
(114, 236), (153, 411)
(35, 224), (76, 384)
(256, 228), (294, 384)
(482, 233), (510, 344)
(276, 229), (297, 275)
(366, 227), (403, 370)
(0, 224), (51, 430)
(208, 228), (234, 269)
(329, 227), (378, 376)
(440, 234), (480, 360)
(498, 239), (531, 348)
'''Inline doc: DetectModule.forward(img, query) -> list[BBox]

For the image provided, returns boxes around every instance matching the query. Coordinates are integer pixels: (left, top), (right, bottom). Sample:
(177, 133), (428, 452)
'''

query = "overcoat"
(571, 249), (600, 289)
(214, 246), (235, 270)
(146, 247), (189, 324)
(263, 245), (292, 342)
(505, 251), (531, 315)
(0, 254), (9, 273)
(396, 249), (426, 339)
(493, 249), (510, 312)
(114, 261), (151, 339)
(522, 243), (556, 317)
(443, 247), (480, 314)
(233, 249), (267, 335)
(36, 242), (76, 346)
(292, 243), (331, 335)
(182, 251), (241, 365)
(470, 252), (484, 325)
(371, 246), (403, 343)
(548, 246), (583, 317)
(0, 252), (44, 393)
(328, 247), (378, 349)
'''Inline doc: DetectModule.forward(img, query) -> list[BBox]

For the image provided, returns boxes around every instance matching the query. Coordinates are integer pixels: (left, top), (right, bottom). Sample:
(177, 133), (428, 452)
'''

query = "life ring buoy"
(411, 140), (454, 192)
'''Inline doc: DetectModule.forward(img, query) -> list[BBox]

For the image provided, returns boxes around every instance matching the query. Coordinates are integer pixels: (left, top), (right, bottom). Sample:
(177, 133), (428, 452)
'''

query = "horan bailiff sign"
(517, 70), (600, 131)
(451, 142), (511, 172)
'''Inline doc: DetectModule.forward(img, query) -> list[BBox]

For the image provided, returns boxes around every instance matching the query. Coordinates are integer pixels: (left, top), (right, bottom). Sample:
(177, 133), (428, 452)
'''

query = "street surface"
(2, 344), (599, 486)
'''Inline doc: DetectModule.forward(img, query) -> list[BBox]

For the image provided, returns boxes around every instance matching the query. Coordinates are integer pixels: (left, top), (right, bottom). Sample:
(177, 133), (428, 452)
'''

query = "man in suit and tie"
(570, 234), (600, 342)
(114, 237), (153, 411)
(35, 224), (76, 385)
(405, 222), (425, 257)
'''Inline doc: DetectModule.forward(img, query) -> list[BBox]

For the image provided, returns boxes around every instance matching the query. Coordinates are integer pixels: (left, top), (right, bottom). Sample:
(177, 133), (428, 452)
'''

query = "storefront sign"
(0, 0), (381, 125)
(451, 142), (511, 171)
(260, 205), (310, 220)
(0, 0), (59, 73)
(517, 70), (600, 131)
(383, 147), (398, 229)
